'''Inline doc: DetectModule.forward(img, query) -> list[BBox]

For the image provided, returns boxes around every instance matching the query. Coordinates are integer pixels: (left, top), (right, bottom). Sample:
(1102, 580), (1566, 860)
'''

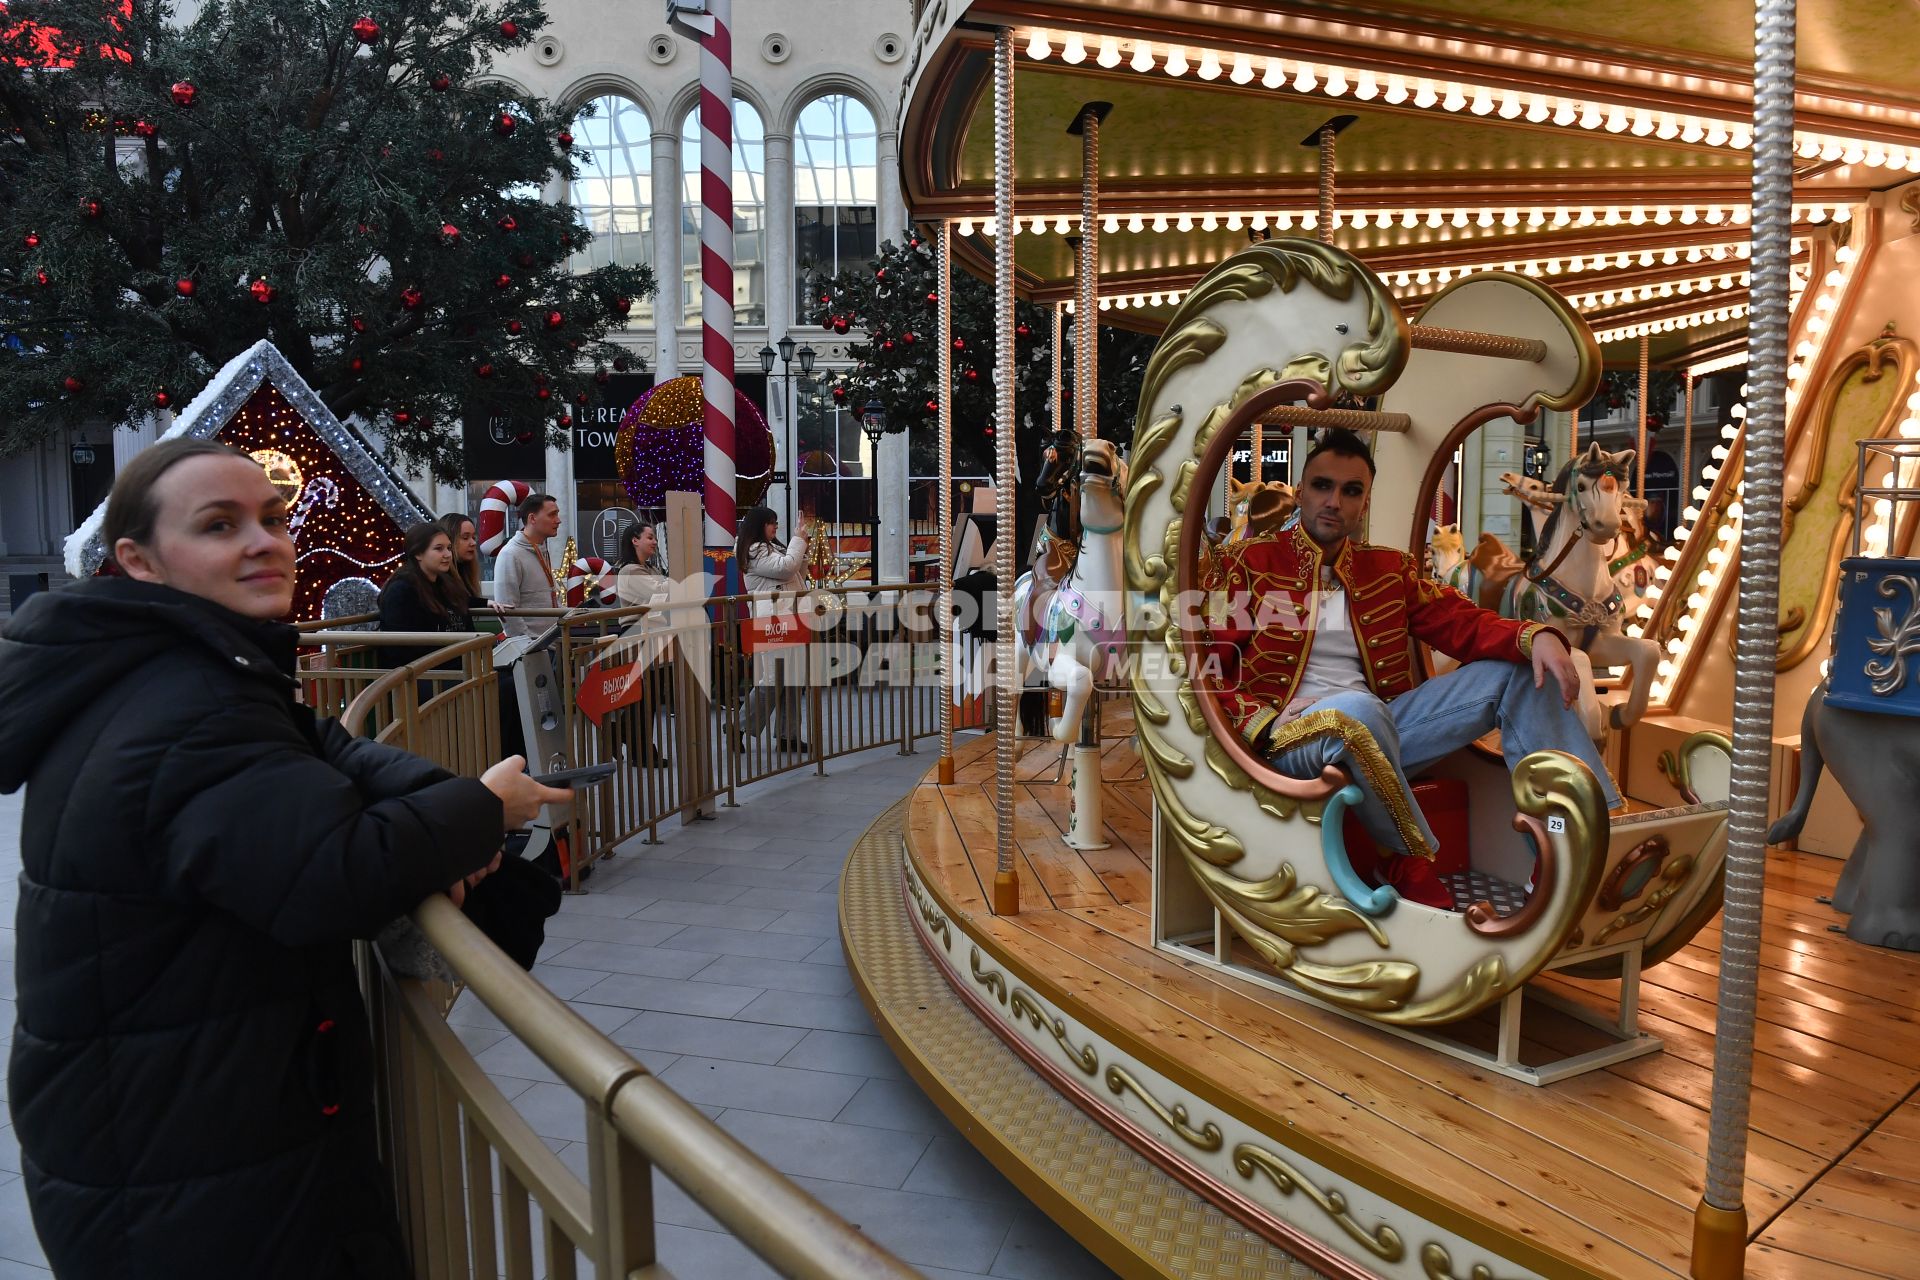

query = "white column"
(651, 130), (683, 379)
(877, 128), (904, 244)
(878, 431), (909, 583)
(546, 441), (577, 554)
(113, 412), (163, 472)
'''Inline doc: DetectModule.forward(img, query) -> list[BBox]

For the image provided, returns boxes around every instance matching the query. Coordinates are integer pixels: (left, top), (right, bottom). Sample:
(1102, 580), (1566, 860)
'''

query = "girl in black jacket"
(378, 521), (465, 672)
(0, 440), (569, 1279)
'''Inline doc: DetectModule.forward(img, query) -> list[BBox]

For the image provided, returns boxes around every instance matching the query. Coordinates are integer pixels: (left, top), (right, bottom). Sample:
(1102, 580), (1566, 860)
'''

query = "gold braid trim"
(1239, 704), (1282, 751)
(1516, 622), (1568, 660)
(1266, 709), (1433, 860)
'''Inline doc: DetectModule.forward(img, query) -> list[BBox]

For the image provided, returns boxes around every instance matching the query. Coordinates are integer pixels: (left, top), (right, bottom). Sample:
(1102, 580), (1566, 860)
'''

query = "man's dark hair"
(1301, 428), (1376, 479)
(518, 492), (556, 522)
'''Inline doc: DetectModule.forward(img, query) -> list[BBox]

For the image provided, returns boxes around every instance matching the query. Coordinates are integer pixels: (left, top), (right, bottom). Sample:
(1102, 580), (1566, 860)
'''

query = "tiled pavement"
(0, 740), (1117, 1279)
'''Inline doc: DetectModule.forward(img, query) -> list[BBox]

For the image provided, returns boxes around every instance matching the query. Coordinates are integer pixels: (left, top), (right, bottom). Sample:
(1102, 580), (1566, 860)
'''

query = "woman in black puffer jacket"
(0, 440), (569, 1279)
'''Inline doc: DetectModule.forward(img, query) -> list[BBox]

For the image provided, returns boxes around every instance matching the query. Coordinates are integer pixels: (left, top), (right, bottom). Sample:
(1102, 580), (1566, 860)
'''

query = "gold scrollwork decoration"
(1420, 1241), (1523, 1280)
(1104, 1064), (1224, 1152)
(1008, 988), (1099, 1075)
(904, 866), (951, 951)
(1657, 732), (1731, 805)
(1593, 854), (1696, 946)
(969, 946), (1006, 1005)
(1233, 1143), (1405, 1263)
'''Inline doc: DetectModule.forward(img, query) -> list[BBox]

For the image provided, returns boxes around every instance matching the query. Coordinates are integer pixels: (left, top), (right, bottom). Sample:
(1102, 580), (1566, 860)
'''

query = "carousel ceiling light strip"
(1592, 304), (1752, 344)
(960, 205), (1842, 238)
(1570, 272), (1752, 310)
(1685, 349), (1752, 376)
(1017, 27), (1920, 173)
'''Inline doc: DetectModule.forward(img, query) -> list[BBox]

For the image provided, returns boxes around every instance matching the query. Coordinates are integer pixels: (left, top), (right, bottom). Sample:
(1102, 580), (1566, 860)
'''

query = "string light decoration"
(613, 374), (774, 509)
(65, 340), (431, 621)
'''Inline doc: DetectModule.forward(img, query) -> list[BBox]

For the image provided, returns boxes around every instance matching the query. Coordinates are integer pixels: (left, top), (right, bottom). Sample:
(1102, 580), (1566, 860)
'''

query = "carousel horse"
(1226, 476), (1297, 542)
(1499, 443), (1663, 737)
(1431, 524), (1525, 614)
(1124, 239), (1731, 1056)
(1013, 436), (1129, 742)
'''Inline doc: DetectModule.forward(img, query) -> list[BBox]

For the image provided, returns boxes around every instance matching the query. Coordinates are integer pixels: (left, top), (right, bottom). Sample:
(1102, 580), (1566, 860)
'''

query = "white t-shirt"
(1283, 588), (1370, 720)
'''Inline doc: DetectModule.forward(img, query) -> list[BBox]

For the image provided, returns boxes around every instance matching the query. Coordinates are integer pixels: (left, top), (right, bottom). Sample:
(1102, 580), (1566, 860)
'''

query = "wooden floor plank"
(1756, 1201), (1920, 1278)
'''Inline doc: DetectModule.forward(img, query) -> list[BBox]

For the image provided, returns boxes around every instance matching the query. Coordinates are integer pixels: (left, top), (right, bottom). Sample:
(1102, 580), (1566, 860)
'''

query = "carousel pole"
(1316, 124), (1338, 245)
(1683, 372), (1697, 497)
(1064, 101), (1110, 854)
(1638, 335), (1652, 495)
(937, 220), (956, 785)
(1052, 302), (1064, 432)
(990, 26), (1021, 915)
(1692, 2), (1793, 1276)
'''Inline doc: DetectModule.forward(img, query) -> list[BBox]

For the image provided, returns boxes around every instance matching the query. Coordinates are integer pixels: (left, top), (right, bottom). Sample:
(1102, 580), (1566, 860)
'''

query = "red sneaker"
(1380, 854), (1456, 910)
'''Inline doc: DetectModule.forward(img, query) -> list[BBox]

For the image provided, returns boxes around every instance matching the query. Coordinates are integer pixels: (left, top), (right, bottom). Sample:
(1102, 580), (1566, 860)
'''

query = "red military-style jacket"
(1203, 523), (1562, 751)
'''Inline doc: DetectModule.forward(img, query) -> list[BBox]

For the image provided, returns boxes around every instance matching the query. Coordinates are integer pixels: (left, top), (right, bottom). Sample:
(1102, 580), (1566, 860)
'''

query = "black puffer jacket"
(0, 578), (505, 1279)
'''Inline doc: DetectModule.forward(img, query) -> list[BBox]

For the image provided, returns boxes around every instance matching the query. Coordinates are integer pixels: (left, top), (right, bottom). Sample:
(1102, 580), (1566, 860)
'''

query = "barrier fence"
(294, 586), (937, 1278)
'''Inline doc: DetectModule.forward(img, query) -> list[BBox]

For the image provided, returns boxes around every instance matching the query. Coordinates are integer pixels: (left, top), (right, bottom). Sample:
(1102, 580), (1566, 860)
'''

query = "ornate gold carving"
(905, 864), (952, 951)
(1145, 760), (1244, 867)
(1493, 752), (1611, 983)
(1009, 988), (1099, 1074)
(1169, 458), (1198, 514)
(1464, 812), (1557, 937)
(1421, 1241), (1523, 1280)
(1593, 853), (1696, 946)
(1233, 1143), (1405, 1263)
(969, 945), (1005, 1004)
(1104, 1064), (1224, 1152)
(1598, 835), (1673, 911)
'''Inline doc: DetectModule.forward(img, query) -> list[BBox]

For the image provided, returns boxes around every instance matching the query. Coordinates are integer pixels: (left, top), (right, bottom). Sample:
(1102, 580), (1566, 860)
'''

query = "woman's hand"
(447, 849), (504, 908)
(481, 755), (574, 829)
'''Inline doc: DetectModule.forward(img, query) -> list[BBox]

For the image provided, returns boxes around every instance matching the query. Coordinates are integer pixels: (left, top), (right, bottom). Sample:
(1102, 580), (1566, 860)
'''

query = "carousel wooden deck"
(899, 718), (1920, 1280)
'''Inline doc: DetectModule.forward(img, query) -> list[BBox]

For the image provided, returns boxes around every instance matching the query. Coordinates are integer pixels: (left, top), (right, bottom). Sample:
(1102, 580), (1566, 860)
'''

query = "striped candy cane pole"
(695, 0), (736, 548)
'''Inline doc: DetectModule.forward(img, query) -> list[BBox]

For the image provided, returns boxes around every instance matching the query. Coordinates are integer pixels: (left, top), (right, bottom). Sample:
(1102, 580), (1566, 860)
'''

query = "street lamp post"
(758, 336), (816, 533)
(860, 398), (887, 587)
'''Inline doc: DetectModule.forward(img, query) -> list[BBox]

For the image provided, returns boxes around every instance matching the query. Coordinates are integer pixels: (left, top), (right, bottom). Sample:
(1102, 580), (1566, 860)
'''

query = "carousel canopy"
(897, 0), (1920, 366)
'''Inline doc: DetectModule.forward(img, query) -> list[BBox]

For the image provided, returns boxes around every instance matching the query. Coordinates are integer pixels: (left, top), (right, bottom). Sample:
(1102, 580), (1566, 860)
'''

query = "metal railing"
(295, 595), (934, 1278)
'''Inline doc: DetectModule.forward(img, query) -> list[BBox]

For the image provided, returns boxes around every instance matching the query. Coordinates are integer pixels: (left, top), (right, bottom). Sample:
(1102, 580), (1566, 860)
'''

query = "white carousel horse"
(1013, 437), (1129, 742)
(1499, 442), (1663, 736)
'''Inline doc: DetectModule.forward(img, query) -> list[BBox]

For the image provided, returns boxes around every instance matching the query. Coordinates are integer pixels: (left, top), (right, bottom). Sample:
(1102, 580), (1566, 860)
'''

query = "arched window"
(568, 95), (654, 327)
(681, 98), (767, 326)
(793, 94), (878, 311)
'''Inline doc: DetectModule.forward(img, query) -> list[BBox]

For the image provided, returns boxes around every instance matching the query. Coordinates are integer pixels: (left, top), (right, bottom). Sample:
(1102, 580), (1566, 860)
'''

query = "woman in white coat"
(735, 505), (809, 751)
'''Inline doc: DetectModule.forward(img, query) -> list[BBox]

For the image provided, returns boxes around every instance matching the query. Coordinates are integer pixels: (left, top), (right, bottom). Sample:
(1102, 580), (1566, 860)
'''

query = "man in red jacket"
(1204, 431), (1620, 902)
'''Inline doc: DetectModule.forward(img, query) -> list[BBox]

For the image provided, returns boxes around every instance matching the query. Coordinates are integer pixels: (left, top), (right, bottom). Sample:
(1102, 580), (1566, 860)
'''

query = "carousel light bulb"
(1500, 89), (1523, 119)
(1837, 244), (1857, 263)
(1477, 209), (1495, 227)
(1097, 297), (1111, 309)
(1250, 214), (1267, 230)
(1195, 48), (1220, 79)
(1636, 604), (1655, 620)
(1706, 546), (1727, 567)
(1550, 101), (1575, 127)
(1151, 215), (1169, 232)
(1355, 71), (1379, 100)
(1694, 484), (1712, 500)
(1276, 212), (1296, 230)
(1705, 124), (1728, 146)
(1127, 215), (1145, 232)
(1061, 33), (1087, 64)
(1726, 501), (1744, 519)
(1426, 210), (1444, 227)
(957, 218), (975, 236)
(1579, 104), (1603, 129)
(1667, 636), (1687, 654)
(1201, 214), (1218, 231)
(1681, 121), (1705, 143)
(1655, 565), (1675, 582)
(1471, 86), (1494, 115)
(1658, 661), (1676, 678)
(1450, 210), (1469, 227)
(1176, 214), (1194, 232)
(1527, 95), (1550, 123)
(1606, 106), (1630, 132)
(1229, 51), (1253, 83)
(1055, 216), (1073, 234)
(1025, 30), (1053, 59)
(1098, 36), (1123, 68)
(1704, 465), (1721, 480)
(1262, 56), (1286, 88)
(1678, 615), (1697, 632)
(1527, 209), (1546, 227)
(1415, 80), (1440, 109)
(1442, 85), (1468, 112)
(1164, 45), (1190, 76)
(1294, 64), (1318, 93)
(1819, 141), (1843, 161)
(1657, 116), (1681, 140)
(1385, 75), (1409, 104)
(1132, 41), (1158, 73)
(1226, 214), (1242, 230)
(1842, 145), (1866, 165)
(1865, 146), (1887, 167)
(1324, 67), (1349, 95)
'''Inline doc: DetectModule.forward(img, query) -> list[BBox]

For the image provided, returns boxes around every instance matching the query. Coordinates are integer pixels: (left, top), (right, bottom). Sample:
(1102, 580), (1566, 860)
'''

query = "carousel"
(839, 4), (1920, 1279)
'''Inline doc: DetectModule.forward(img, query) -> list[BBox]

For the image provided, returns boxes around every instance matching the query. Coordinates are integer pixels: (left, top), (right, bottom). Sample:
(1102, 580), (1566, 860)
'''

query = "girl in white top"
(734, 505), (809, 749)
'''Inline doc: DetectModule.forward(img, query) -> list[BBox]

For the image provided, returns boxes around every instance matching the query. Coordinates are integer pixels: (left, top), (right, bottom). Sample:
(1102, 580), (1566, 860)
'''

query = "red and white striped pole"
(674, 0), (737, 549)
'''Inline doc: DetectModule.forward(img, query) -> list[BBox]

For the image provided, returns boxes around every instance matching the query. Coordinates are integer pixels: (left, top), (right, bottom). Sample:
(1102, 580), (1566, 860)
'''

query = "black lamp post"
(860, 398), (887, 584)
(758, 337), (817, 532)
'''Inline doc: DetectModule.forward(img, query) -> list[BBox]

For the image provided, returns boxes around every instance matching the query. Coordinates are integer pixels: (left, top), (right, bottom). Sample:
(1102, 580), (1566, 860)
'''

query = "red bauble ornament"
(174, 278), (195, 297)
(440, 223), (461, 244)
(250, 277), (276, 304)
(952, 337), (966, 350)
(391, 409), (412, 426)
(494, 273), (513, 290)
(495, 113), (517, 136)
(875, 268), (887, 281)
(535, 387), (551, 400)
(984, 425), (995, 437)
(910, 238), (921, 249)
(170, 81), (196, 108)
(35, 269), (50, 287)
(612, 356), (629, 372)
(559, 415), (573, 429)
(926, 291), (938, 304)
(612, 296), (631, 316)
(902, 332), (917, 345)
(595, 369), (610, 384)
(350, 316), (367, 333)
(349, 357), (365, 373)
(560, 233), (571, 248)
(544, 310), (564, 330)
(515, 429), (534, 443)
(23, 231), (40, 249)
(574, 392), (589, 406)
(81, 198), (102, 219)
(832, 316), (850, 334)
(507, 319), (523, 335)
(534, 372), (548, 385)
(498, 19), (520, 38)
(356, 222), (372, 235)
(497, 215), (518, 232)
(1016, 322), (1032, 338)
(557, 131), (574, 149)
(430, 73), (451, 92)
(925, 399), (938, 413)
(62, 375), (83, 393)
(818, 293), (832, 306)
(964, 368), (979, 382)
(133, 119), (156, 138)
(350, 16), (380, 44)
(831, 386), (847, 401)
(880, 340), (895, 353)
(426, 148), (444, 163)
(475, 362), (494, 378)
(400, 286), (424, 309)
(152, 389), (171, 408)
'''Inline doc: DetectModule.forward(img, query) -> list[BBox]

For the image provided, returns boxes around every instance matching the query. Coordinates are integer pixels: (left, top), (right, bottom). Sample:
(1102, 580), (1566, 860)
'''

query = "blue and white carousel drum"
(1826, 556), (1920, 717)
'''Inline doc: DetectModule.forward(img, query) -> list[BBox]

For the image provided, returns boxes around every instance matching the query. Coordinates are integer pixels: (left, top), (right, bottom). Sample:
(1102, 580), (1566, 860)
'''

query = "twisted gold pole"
(1638, 335), (1651, 496)
(1317, 125), (1336, 246)
(1077, 105), (1100, 440)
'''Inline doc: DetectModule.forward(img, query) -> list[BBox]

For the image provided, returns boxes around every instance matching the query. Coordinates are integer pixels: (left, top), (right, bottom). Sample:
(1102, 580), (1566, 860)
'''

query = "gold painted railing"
(295, 598), (935, 1278)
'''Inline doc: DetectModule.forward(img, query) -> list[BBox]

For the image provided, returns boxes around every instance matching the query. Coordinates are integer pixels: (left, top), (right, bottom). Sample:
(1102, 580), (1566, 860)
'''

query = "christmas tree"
(804, 232), (1156, 486)
(0, 0), (653, 481)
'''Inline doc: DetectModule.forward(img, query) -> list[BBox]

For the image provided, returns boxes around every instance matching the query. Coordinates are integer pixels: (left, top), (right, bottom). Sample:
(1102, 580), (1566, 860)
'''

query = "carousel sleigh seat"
(1127, 237), (1732, 1083)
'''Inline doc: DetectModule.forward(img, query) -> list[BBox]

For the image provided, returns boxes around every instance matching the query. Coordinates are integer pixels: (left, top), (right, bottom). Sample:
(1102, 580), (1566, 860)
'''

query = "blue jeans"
(1266, 661), (1623, 857)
